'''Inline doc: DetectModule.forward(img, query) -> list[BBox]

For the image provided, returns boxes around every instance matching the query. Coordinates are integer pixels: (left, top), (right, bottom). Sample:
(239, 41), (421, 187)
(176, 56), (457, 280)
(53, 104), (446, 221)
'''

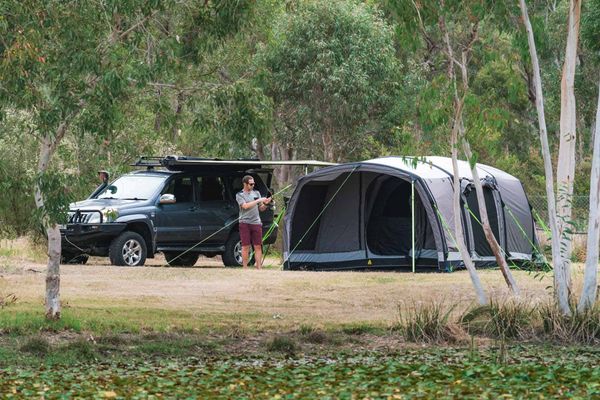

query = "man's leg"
(241, 245), (250, 268)
(253, 245), (263, 269)
(239, 223), (251, 268)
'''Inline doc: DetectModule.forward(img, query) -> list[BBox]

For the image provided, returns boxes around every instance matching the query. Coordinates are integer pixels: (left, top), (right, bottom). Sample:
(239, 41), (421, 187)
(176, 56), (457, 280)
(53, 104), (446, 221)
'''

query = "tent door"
(464, 185), (506, 258)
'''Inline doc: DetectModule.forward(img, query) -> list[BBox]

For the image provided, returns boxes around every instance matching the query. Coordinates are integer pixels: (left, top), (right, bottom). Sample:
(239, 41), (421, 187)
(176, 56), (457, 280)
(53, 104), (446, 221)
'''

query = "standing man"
(236, 175), (271, 269)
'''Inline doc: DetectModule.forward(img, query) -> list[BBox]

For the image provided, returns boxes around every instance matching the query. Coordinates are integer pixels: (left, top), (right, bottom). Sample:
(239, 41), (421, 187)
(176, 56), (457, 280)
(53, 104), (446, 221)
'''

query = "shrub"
(19, 336), (50, 356)
(461, 299), (534, 340)
(62, 338), (97, 360)
(396, 301), (459, 343)
(539, 302), (600, 345)
(265, 335), (298, 355)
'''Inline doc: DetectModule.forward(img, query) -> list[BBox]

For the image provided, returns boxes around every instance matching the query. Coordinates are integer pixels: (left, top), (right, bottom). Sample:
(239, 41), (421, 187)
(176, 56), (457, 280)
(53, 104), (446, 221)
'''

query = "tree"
(555, 0), (582, 293)
(0, 0), (161, 318)
(400, 0), (519, 296)
(577, 0), (600, 311)
(578, 81), (600, 311)
(257, 0), (399, 164)
(518, 0), (570, 314)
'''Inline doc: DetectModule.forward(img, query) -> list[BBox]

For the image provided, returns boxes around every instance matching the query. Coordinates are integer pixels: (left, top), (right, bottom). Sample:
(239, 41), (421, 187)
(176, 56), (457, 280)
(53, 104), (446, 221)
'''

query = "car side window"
(198, 176), (225, 201)
(162, 176), (194, 203)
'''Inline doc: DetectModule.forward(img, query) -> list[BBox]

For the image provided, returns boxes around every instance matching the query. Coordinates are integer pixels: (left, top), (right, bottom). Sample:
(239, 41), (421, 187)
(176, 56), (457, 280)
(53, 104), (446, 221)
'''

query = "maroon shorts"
(239, 223), (263, 246)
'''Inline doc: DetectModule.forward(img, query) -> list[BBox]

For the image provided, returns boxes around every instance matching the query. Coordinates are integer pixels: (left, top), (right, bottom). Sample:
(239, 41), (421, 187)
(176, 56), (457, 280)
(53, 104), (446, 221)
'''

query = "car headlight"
(87, 213), (102, 224)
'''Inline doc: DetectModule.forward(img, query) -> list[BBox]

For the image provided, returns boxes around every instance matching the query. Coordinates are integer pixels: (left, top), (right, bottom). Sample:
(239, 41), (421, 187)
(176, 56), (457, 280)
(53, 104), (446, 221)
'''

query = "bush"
(461, 299), (534, 340)
(62, 338), (98, 360)
(265, 335), (298, 355)
(396, 301), (459, 343)
(19, 336), (50, 356)
(540, 302), (600, 344)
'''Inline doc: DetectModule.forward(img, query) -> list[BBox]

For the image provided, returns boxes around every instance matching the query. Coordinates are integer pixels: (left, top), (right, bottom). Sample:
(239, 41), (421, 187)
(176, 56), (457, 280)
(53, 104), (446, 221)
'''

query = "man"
(236, 175), (272, 269)
(89, 170), (110, 199)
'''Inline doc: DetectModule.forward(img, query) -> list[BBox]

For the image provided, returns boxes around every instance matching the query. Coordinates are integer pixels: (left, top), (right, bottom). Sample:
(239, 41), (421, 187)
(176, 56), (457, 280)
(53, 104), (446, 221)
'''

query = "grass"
(0, 304), (275, 335)
(396, 301), (458, 343)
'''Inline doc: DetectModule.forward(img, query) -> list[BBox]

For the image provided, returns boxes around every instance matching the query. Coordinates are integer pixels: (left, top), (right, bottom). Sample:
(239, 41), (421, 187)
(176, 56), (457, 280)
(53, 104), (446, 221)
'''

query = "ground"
(1, 250), (555, 331)
(1, 239), (599, 398)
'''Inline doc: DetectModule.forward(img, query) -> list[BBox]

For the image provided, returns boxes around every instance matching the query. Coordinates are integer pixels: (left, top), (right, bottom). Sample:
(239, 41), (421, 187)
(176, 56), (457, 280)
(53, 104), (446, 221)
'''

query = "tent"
(282, 156), (537, 271)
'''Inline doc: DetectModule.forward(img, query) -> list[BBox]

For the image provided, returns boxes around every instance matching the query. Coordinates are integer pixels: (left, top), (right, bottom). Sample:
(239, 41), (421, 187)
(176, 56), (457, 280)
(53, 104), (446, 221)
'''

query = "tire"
(164, 251), (199, 267)
(109, 231), (147, 267)
(61, 253), (89, 265)
(222, 231), (254, 267)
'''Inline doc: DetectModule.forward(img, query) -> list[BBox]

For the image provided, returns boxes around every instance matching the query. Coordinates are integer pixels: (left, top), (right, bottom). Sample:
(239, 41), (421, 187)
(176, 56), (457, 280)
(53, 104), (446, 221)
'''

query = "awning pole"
(411, 179), (415, 273)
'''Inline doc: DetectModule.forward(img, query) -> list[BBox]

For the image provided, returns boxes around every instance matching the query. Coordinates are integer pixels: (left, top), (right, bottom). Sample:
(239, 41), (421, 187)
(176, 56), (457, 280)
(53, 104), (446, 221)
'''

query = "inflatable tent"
(283, 156), (537, 271)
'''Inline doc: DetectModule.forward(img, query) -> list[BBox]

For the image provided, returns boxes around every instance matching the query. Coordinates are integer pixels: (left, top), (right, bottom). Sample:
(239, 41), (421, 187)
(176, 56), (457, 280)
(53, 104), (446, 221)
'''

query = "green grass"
(0, 304), (274, 335)
(0, 346), (598, 398)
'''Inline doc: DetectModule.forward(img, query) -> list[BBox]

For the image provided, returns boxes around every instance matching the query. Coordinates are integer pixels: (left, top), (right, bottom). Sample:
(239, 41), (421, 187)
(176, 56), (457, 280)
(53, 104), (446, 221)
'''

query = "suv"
(60, 156), (278, 267)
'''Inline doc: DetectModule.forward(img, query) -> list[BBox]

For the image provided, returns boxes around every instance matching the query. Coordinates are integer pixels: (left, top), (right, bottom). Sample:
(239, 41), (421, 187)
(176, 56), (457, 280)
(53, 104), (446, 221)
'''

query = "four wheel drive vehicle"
(60, 156), (278, 267)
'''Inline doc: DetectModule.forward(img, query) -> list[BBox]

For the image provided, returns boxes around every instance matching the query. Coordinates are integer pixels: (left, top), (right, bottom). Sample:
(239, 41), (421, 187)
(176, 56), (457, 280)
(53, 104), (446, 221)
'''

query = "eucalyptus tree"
(0, 0), (164, 319)
(555, 0), (582, 290)
(578, 0), (600, 312)
(389, 0), (520, 296)
(256, 0), (399, 165)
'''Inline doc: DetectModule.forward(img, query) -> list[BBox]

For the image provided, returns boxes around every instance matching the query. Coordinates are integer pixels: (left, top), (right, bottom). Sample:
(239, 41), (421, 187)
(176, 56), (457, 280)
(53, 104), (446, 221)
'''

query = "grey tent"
(282, 156), (537, 271)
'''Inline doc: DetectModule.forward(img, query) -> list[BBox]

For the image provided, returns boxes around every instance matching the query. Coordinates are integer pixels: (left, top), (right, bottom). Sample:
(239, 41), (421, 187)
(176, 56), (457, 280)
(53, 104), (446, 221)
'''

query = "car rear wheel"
(222, 231), (254, 267)
(109, 231), (147, 267)
(164, 251), (199, 267)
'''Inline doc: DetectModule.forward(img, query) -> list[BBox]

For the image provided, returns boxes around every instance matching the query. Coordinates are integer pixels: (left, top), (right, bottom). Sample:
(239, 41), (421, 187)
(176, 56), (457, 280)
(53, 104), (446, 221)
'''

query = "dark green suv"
(60, 156), (277, 267)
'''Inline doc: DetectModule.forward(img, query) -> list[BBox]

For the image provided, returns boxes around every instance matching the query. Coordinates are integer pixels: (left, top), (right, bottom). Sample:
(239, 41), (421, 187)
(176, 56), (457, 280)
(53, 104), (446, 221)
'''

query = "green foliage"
(257, 0), (399, 161)
(190, 80), (273, 157)
(1, 347), (599, 397)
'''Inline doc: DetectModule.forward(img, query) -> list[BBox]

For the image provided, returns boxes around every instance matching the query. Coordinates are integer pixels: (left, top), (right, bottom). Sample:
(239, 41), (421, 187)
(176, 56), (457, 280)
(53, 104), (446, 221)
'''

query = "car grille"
(68, 211), (97, 224)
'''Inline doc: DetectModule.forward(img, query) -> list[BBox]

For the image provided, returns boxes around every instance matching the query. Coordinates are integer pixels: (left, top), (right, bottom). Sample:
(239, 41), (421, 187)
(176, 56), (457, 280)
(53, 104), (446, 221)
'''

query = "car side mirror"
(159, 194), (176, 204)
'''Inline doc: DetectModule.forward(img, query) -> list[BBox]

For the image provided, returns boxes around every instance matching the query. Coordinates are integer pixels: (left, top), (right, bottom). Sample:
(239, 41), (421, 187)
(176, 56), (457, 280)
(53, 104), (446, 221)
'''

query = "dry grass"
(2, 237), (595, 334)
(1, 260), (562, 332)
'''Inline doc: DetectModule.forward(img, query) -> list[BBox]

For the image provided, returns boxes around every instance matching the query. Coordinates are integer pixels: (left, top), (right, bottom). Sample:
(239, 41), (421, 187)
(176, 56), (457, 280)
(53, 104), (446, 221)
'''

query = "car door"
(194, 176), (235, 244)
(155, 175), (203, 245)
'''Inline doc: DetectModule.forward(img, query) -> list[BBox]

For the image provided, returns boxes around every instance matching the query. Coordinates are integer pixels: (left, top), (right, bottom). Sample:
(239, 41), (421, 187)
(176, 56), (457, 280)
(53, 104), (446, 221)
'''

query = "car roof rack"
(131, 156), (164, 170)
(131, 155), (337, 172)
(159, 155), (336, 171)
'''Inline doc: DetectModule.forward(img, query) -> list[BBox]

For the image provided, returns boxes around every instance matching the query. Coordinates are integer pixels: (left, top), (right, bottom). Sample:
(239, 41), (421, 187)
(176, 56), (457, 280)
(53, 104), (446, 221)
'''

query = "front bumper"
(60, 223), (127, 256)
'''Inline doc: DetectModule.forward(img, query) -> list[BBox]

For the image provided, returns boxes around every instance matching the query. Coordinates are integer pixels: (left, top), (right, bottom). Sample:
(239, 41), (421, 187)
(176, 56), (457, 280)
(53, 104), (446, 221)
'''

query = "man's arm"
(258, 196), (272, 211)
(237, 194), (266, 210)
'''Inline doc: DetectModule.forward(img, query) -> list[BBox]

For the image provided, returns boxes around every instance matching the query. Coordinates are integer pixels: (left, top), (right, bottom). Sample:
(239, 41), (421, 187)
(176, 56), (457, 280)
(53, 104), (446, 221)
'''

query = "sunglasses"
(247, 182), (255, 186)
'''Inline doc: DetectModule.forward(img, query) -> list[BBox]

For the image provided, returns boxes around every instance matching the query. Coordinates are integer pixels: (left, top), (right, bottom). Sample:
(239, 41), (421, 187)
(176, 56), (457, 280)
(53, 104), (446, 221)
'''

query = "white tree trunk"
(519, 0), (570, 314)
(462, 139), (520, 295)
(451, 112), (488, 305)
(438, 14), (487, 304)
(577, 81), (600, 312)
(556, 0), (581, 291)
(35, 127), (67, 320)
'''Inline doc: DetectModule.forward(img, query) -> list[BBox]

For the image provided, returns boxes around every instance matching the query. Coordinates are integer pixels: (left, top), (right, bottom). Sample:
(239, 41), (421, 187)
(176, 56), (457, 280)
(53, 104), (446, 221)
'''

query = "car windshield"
(96, 175), (166, 200)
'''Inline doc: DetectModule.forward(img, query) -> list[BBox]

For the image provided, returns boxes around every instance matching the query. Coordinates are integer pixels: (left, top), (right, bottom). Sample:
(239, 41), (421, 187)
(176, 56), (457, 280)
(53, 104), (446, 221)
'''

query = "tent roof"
(363, 156), (518, 182)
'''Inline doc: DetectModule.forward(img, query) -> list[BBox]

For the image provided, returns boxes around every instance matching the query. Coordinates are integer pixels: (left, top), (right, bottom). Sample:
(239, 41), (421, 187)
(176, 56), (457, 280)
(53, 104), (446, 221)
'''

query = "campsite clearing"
(0, 252), (568, 333)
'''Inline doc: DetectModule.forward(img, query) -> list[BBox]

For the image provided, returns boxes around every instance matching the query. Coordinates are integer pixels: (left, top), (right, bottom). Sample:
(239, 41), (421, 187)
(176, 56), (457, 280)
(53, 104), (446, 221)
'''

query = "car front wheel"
(109, 231), (147, 267)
